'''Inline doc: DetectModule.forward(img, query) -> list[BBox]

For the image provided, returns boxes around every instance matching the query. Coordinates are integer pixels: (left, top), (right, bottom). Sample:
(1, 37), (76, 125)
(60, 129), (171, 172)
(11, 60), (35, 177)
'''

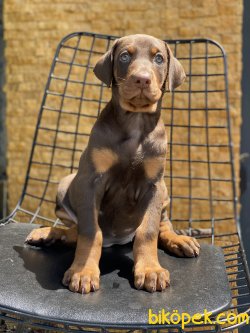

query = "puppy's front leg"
(133, 187), (170, 292)
(62, 230), (102, 294)
(62, 178), (103, 294)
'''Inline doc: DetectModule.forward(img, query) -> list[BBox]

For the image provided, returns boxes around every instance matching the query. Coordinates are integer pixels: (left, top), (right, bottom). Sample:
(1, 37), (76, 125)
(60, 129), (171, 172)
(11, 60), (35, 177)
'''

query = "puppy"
(26, 34), (200, 293)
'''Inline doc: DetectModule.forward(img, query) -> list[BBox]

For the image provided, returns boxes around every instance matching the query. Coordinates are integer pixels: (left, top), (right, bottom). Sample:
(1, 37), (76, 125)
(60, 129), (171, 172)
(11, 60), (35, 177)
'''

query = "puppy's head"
(94, 34), (186, 113)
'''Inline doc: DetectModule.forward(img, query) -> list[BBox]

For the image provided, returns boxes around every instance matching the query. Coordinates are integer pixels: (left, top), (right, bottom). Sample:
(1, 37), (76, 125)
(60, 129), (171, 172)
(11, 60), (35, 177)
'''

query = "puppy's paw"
(62, 265), (100, 294)
(25, 227), (64, 246)
(162, 235), (200, 257)
(134, 264), (170, 292)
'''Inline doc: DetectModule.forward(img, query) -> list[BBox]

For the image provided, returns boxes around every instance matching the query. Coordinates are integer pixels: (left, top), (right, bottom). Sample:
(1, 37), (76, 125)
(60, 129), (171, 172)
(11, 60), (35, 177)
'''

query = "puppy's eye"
(154, 53), (164, 65)
(120, 51), (131, 63)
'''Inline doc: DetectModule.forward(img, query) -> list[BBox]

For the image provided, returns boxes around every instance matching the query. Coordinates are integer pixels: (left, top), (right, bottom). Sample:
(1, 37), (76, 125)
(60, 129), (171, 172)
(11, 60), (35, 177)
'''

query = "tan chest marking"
(92, 148), (119, 173)
(144, 157), (165, 180)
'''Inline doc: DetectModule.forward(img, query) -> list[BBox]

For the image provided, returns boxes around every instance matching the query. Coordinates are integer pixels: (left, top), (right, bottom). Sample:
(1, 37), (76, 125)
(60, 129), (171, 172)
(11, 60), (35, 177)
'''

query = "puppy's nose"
(132, 72), (151, 88)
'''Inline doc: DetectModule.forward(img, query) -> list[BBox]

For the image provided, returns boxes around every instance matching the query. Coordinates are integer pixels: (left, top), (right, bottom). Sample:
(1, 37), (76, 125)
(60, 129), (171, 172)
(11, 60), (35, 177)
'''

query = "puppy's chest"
(92, 136), (166, 182)
(121, 136), (144, 168)
(120, 131), (167, 177)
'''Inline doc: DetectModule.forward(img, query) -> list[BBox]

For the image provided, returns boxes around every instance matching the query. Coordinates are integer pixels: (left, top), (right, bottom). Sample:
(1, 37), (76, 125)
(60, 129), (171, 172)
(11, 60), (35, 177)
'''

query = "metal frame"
(0, 32), (250, 333)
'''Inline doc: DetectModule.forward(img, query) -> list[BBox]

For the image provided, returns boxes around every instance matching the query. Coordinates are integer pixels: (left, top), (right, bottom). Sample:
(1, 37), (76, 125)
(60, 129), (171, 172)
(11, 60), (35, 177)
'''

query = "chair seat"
(0, 223), (231, 326)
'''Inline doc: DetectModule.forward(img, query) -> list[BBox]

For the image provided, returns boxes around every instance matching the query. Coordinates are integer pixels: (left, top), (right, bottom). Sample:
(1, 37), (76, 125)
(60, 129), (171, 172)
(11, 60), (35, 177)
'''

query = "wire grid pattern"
(0, 32), (250, 332)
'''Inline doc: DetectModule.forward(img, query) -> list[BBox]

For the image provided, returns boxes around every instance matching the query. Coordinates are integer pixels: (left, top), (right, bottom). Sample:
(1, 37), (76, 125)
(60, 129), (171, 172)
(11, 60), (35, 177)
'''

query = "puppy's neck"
(110, 88), (163, 135)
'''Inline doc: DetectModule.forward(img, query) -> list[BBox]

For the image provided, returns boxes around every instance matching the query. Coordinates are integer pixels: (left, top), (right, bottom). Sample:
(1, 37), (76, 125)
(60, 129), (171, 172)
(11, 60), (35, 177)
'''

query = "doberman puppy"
(26, 34), (200, 294)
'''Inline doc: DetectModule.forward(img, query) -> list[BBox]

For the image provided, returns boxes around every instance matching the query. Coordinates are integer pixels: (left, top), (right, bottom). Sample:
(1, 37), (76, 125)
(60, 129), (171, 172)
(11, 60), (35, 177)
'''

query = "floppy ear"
(165, 43), (186, 92)
(93, 39), (119, 87)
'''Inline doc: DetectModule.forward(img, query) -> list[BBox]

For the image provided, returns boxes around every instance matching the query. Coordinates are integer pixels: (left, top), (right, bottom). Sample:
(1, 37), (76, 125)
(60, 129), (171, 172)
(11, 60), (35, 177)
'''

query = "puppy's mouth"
(119, 87), (162, 112)
(129, 93), (151, 107)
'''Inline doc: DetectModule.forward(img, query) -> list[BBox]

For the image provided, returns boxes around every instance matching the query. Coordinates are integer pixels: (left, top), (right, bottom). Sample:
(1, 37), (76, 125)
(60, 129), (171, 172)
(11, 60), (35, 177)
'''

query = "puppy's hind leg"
(159, 210), (200, 257)
(25, 225), (77, 247)
(25, 173), (78, 247)
(158, 180), (200, 257)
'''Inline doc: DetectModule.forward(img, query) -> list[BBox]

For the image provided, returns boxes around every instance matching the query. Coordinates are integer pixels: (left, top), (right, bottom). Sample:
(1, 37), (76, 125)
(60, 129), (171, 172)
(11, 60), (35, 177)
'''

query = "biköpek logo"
(148, 309), (249, 330)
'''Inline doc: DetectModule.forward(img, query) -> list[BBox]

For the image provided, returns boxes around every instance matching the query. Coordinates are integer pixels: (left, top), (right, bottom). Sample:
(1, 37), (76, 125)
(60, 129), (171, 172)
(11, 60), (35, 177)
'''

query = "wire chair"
(0, 32), (250, 333)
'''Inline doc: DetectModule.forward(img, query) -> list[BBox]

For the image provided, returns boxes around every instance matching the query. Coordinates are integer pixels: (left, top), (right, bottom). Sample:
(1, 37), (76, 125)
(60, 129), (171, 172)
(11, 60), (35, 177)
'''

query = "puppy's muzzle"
(131, 72), (151, 90)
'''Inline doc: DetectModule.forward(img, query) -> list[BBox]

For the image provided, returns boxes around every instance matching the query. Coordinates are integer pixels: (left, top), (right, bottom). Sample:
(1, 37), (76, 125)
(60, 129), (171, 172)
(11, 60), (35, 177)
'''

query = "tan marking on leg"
(159, 220), (200, 257)
(144, 157), (164, 180)
(25, 225), (77, 246)
(133, 210), (170, 292)
(161, 179), (170, 221)
(62, 230), (103, 294)
(92, 148), (119, 173)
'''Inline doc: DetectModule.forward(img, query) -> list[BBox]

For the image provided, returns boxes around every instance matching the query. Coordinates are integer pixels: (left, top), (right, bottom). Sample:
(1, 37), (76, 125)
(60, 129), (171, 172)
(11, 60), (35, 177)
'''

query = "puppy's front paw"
(162, 235), (200, 257)
(62, 264), (100, 294)
(134, 264), (170, 292)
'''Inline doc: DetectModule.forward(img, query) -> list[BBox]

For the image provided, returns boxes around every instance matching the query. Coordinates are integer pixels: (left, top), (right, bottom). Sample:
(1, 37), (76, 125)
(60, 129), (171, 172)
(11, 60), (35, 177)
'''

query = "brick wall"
(3, 0), (243, 216)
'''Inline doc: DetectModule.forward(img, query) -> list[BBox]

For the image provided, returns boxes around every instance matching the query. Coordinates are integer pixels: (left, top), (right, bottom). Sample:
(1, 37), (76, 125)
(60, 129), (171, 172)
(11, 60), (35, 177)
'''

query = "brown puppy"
(26, 34), (200, 293)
